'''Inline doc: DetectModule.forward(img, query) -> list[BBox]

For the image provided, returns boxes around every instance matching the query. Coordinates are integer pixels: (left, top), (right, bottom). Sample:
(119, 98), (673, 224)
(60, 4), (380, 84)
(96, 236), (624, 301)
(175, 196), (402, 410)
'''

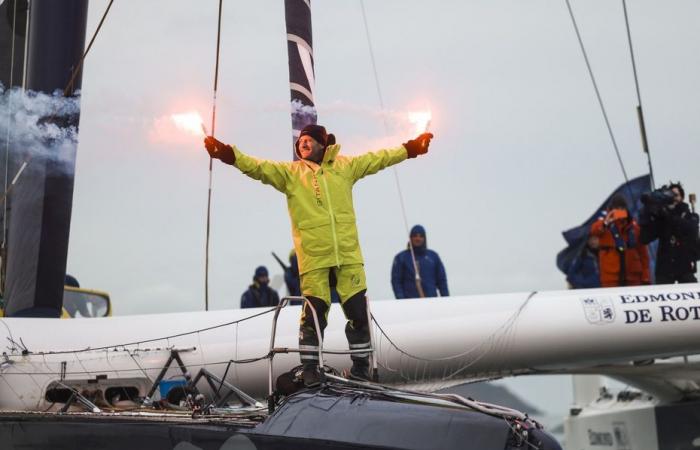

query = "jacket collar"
(300, 144), (341, 171)
(323, 144), (340, 163)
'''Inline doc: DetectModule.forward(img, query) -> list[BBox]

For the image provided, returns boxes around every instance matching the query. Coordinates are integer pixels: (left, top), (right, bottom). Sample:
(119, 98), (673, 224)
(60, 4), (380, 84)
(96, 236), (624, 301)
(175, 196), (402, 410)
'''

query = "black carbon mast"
(2, 0), (88, 317)
(284, 0), (317, 159)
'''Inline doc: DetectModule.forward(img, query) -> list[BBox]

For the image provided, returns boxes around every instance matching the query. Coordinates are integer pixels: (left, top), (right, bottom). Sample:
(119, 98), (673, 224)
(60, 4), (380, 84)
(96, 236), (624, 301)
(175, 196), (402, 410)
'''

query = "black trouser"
(655, 273), (697, 284)
(299, 290), (370, 369)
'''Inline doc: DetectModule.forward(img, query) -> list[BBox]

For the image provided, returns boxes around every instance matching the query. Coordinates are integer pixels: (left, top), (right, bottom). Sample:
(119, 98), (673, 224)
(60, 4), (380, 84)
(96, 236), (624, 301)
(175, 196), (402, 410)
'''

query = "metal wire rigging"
(204, 0), (224, 311)
(359, 0), (425, 297)
(621, 0), (655, 188)
(564, 0), (631, 188)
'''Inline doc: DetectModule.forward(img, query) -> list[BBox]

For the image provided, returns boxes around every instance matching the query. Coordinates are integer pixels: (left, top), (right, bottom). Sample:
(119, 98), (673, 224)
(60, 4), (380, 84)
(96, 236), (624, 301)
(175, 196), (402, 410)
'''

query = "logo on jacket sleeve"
(581, 297), (616, 325)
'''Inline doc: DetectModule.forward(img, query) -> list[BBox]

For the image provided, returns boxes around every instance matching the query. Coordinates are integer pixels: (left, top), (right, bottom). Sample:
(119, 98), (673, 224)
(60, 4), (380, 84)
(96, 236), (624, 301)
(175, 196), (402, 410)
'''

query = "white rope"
(372, 292), (537, 384)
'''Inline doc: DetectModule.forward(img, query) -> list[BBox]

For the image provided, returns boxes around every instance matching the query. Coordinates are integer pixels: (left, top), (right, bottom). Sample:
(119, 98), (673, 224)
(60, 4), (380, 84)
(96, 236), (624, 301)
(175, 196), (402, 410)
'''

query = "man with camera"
(590, 195), (650, 287)
(640, 182), (700, 284)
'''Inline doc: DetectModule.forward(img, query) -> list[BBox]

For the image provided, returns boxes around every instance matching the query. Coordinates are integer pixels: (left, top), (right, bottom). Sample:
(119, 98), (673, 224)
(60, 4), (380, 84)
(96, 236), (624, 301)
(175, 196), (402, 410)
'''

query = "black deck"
(0, 384), (562, 450)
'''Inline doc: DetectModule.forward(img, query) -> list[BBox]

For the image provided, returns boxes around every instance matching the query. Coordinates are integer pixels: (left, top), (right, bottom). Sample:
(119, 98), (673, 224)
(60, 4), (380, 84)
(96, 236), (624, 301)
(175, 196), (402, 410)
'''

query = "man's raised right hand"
(403, 132), (434, 159)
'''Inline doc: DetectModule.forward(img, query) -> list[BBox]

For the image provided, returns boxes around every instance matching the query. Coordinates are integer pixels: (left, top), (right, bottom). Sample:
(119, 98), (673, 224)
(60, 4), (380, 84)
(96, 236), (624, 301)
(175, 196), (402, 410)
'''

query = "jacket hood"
(408, 224), (427, 253)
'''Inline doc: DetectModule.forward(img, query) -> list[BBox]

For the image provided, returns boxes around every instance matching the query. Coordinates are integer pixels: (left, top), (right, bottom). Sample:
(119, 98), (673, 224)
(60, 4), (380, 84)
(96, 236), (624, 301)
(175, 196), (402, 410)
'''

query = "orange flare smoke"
(171, 111), (206, 136)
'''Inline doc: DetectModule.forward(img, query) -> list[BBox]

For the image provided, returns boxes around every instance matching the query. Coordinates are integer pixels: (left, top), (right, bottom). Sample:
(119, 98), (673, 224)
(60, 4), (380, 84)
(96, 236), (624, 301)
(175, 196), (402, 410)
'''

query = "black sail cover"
(285, 0), (317, 159)
(0, 0), (27, 89)
(2, 0), (88, 317)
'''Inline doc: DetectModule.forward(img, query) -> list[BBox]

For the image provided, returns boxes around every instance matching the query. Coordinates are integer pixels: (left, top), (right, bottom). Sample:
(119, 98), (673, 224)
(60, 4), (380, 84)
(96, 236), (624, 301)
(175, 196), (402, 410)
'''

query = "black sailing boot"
(342, 290), (373, 382)
(299, 297), (329, 388)
(349, 360), (371, 382)
(302, 364), (321, 387)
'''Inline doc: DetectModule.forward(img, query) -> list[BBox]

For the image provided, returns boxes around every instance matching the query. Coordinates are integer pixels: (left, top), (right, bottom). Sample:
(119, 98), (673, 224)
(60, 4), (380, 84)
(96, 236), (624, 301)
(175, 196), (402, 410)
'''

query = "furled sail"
(2, 0), (88, 317)
(284, 0), (316, 158)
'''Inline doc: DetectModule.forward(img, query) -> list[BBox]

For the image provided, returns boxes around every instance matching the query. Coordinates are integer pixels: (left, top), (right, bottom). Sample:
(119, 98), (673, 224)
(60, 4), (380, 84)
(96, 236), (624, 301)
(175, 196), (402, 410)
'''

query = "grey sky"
(67, 0), (700, 316)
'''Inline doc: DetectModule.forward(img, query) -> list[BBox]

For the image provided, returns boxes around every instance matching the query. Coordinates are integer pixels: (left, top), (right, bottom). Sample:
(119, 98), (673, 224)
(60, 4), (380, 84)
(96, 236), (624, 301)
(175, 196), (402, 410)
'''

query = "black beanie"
(298, 124), (328, 147)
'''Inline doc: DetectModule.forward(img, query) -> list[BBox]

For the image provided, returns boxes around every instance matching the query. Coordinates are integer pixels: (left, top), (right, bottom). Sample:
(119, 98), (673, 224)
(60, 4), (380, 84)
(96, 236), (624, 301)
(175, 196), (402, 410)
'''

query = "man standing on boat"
(391, 224), (449, 299)
(204, 125), (432, 384)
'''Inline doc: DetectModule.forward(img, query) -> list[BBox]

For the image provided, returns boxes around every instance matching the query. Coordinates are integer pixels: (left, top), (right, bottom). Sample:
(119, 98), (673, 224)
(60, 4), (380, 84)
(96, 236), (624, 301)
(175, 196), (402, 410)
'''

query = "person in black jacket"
(566, 234), (601, 289)
(640, 182), (700, 284)
(241, 266), (280, 308)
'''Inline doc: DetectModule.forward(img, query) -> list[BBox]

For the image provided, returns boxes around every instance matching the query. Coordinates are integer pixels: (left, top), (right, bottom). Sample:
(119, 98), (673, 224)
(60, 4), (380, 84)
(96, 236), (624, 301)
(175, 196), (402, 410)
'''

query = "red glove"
(204, 136), (236, 165)
(403, 132), (434, 158)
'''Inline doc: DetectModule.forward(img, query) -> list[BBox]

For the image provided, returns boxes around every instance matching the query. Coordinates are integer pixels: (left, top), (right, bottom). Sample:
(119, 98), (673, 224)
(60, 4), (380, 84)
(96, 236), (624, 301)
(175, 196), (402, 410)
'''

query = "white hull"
(1, 283), (699, 411)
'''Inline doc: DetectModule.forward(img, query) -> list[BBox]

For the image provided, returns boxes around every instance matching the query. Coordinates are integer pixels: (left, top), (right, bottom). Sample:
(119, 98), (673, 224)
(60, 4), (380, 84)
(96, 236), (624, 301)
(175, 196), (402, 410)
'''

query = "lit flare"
(171, 111), (207, 136)
(408, 110), (432, 134)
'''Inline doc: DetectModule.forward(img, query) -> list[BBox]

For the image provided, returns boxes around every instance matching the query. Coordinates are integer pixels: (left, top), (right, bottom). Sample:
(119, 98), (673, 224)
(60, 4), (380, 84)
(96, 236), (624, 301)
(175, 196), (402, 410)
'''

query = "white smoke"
(0, 84), (81, 180)
(288, 99), (419, 136)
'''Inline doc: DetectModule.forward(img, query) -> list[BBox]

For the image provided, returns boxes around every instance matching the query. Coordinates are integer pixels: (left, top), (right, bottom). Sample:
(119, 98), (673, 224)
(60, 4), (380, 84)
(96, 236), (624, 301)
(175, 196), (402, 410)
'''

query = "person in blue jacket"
(566, 234), (601, 289)
(241, 266), (280, 308)
(391, 225), (449, 299)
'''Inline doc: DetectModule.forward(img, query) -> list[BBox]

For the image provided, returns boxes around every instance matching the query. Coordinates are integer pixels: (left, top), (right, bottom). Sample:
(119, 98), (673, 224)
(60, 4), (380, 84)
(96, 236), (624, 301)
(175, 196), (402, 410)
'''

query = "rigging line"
(125, 349), (154, 384)
(0, 368), (30, 410)
(564, 0), (633, 191)
(73, 351), (93, 380)
(2, 355), (272, 377)
(359, 0), (424, 297)
(24, 306), (277, 356)
(63, 0), (115, 97)
(205, 0), (224, 312)
(3, 0), (19, 251)
(621, 0), (643, 120)
(371, 291), (537, 364)
(621, 0), (655, 188)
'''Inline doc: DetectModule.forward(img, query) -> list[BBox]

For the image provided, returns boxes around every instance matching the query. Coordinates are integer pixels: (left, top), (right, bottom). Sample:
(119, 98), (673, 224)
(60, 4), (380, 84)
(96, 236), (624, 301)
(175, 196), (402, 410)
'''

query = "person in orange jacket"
(590, 195), (650, 287)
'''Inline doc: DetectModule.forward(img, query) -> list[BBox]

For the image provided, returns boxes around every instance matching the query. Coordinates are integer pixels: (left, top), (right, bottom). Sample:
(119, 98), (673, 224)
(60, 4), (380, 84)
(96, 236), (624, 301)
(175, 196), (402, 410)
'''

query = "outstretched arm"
(350, 147), (407, 181)
(232, 147), (291, 193)
(204, 136), (290, 193)
(350, 132), (434, 182)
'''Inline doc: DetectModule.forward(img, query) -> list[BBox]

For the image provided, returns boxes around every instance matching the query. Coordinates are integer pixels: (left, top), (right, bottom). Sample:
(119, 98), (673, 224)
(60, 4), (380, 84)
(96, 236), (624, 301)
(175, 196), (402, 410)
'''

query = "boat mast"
(3, 0), (89, 317)
(284, 0), (317, 159)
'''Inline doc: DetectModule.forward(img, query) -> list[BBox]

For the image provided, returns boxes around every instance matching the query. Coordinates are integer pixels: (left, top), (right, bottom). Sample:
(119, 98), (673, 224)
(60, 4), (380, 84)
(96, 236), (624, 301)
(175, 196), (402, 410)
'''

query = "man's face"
(671, 187), (682, 206)
(256, 275), (269, 286)
(410, 233), (425, 248)
(298, 135), (325, 163)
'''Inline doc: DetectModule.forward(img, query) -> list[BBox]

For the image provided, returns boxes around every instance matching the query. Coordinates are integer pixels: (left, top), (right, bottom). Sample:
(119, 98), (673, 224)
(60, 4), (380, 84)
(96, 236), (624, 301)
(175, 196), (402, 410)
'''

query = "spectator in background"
(639, 182), (699, 284)
(590, 195), (649, 287)
(284, 250), (301, 297)
(391, 224), (449, 299)
(241, 266), (280, 309)
(566, 234), (601, 289)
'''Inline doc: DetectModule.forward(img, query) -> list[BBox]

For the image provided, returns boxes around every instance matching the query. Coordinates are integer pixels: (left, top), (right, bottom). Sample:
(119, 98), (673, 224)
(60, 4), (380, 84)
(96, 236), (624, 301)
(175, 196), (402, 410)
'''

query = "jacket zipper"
(320, 170), (341, 267)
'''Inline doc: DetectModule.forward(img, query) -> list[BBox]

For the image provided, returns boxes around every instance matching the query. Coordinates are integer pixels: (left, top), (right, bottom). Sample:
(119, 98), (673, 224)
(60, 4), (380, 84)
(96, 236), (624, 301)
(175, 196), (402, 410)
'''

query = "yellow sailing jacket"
(232, 144), (407, 274)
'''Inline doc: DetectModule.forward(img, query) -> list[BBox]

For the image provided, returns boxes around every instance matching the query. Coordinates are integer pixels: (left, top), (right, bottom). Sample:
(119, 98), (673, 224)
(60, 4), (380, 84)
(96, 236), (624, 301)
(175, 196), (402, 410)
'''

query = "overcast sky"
(67, 0), (700, 315)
